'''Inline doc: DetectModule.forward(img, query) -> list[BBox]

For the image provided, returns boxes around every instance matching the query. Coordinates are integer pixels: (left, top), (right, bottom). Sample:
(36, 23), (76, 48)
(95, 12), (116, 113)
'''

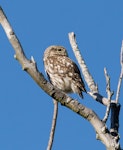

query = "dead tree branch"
(68, 32), (98, 93)
(109, 41), (123, 139)
(68, 32), (114, 106)
(47, 100), (58, 150)
(0, 7), (121, 150)
(68, 31), (121, 149)
(116, 41), (123, 104)
(103, 68), (113, 123)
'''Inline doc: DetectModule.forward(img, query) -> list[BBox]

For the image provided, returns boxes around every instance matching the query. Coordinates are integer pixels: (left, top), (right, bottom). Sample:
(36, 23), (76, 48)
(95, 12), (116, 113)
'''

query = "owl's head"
(44, 45), (68, 59)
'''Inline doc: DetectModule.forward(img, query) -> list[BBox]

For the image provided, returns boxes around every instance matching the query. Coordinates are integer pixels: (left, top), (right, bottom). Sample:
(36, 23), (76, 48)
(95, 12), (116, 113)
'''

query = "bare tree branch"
(0, 7), (121, 150)
(68, 32), (121, 149)
(103, 68), (113, 123)
(68, 32), (116, 107)
(47, 100), (58, 150)
(109, 41), (123, 140)
(68, 32), (98, 93)
(116, 40), (123, 103)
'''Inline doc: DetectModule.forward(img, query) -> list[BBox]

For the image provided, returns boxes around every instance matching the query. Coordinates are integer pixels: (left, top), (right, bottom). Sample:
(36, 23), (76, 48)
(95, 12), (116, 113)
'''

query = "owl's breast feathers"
(44, 56), (86, 98)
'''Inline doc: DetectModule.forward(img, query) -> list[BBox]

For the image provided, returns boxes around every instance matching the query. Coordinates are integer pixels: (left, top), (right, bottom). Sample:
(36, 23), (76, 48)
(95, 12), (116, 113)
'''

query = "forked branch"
(68, 32), (121, 150)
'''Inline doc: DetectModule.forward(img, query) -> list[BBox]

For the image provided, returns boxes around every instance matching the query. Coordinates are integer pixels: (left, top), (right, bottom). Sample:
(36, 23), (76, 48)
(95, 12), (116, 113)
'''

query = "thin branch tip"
(31, 56), (35, 63)
(14, 54), (17, 59)
(116, 41), (123, 103)
(104, 67), (106, 73)
(122, 40), (123, 46)
(69, 31), (74, 36)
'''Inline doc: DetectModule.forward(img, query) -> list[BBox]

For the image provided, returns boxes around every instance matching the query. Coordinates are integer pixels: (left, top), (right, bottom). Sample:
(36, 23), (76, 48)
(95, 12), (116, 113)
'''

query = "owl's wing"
(57, 56), (87, 93)
(72, 62), (87, 93)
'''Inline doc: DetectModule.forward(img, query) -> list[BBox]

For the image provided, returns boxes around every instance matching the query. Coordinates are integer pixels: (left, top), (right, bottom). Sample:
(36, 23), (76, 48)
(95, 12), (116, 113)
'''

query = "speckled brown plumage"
(43, 45), (86, 98)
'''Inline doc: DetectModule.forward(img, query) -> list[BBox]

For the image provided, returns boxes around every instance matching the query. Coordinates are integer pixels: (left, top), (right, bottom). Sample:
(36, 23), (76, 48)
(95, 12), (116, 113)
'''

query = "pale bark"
(47, 100), (58, 150)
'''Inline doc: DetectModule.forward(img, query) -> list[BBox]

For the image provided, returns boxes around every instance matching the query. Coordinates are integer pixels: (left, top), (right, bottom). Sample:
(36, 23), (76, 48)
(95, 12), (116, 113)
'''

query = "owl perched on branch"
(43, 45), (86, 99)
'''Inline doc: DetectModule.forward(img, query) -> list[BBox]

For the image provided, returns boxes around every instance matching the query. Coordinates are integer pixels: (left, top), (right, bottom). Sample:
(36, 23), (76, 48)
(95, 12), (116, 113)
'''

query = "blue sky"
(0, 1), (123, 150)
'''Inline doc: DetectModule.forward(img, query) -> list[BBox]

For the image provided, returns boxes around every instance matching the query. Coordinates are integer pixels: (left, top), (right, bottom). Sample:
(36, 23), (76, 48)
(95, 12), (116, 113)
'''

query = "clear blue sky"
(0, 1), (123, 150)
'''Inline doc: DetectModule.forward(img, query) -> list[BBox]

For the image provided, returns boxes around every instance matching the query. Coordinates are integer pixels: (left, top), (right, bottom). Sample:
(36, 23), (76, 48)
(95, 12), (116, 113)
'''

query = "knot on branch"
(22, 56), (36, 71)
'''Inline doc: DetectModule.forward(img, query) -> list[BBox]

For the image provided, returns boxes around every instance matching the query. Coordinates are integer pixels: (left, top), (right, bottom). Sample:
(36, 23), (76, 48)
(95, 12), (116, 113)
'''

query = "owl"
(43, 45), (86, 98)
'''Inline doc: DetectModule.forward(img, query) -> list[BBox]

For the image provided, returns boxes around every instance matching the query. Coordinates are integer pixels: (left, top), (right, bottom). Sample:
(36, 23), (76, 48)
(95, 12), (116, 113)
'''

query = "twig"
(47, 100), (58, 150)
(103, 68), (113, 123)
(116, 40), (123, 103)
(68, 32), (98, 93)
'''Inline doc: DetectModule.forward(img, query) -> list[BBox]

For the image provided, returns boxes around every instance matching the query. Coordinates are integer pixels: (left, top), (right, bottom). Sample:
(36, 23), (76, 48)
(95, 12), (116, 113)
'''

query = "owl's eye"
(58, 49), (62, 51)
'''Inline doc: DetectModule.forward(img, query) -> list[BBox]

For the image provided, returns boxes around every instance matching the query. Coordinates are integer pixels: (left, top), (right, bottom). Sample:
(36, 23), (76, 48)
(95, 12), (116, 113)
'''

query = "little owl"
(43, 45), (86, 98)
